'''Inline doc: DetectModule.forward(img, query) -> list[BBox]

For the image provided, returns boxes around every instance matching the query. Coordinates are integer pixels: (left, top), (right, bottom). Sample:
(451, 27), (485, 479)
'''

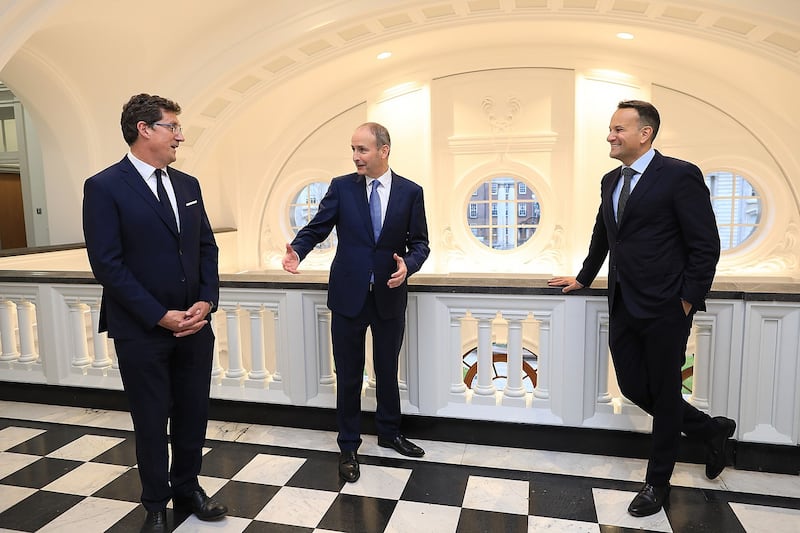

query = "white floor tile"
(231, 453), (306, 485)
(173, 514), (251, 532)
(42, 462), (130, 496)
(591, 488), (672, 532)
(528, 515), (602, 532)
(383, 500), (461, 533)
(339, 464), (412, 500)
(0, 426), (44, 451)
(730, 502), (800, 533)
(36, 496), (137, 533)
(46, 434), (125, 461)
(0, 484), (36, 513)
(462, 475), (529, 515)
(0, 452), (40, 479)
(254, 486), (338, 527)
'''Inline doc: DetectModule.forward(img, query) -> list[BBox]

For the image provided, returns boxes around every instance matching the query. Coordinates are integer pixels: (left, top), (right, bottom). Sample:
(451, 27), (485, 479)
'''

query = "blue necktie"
(369, 179), (382, 241)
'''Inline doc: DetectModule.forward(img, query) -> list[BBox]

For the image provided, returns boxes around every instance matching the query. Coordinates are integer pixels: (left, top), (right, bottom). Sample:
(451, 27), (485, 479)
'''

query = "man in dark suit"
(549, 100), (736, 517)
(83, 94), (227, 532)
(282, 122), (430, 482)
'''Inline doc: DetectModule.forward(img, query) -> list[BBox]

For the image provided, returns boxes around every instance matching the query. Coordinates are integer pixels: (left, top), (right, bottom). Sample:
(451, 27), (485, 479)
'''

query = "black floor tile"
(318, 493), (396, 533)
(91, 466), (143, 502)
(199, 441), (261, 479)
(529, 472), (598, 522)
(213, 480), (281, 519)
(0, 490), (84, 531)
(244, 521), (313, 532)
(400, 461), (470, 507)
(93, 436), (138, 466)
(456, 508), (528, 533)
(5, 424), (87, 456)
(286, 452), (347, 492)
(0, 456), (81, 488)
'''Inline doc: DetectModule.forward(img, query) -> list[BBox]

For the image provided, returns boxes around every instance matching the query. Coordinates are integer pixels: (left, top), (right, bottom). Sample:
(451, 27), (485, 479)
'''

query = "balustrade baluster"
(471, 311), (497, 404)
(501, 312), (527, 406)
(317, 307), (335, 387)
(244, 304), (269, 382)
(0, 299), (19, 362)
(223, 304), (246, 379)
(67, 300), (91, 367)
(690, 319), (712, 410)
(16, 300), (38, 363)
(597, 316), (612, 404)
(449, 312), (467, 398)
(89, 301), (112, 368)
(532, 311), (551, 400)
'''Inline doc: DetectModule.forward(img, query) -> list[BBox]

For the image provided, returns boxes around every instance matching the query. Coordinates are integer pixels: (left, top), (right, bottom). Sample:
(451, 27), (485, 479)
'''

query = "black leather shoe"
(140, 510), (167, 533)
(628, 483), (670, 517)
(705, 416), (736, 479)
(378, 434), (425, 457)
(339, 450), (360, 482)
(174, 489), (227, 521)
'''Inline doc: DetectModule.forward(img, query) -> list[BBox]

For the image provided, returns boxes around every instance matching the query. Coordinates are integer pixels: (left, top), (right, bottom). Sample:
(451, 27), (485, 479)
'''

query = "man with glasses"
(83, 93), (226, 532)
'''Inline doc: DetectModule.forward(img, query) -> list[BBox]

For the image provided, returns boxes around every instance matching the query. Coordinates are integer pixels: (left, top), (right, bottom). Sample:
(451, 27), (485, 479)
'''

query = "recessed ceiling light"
(616, 32), (634, 40)
(377, 51), (392, 60)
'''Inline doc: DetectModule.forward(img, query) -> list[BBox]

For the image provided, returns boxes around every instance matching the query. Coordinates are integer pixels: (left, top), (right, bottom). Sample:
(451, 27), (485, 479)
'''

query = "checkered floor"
(1, 403), (799, 532)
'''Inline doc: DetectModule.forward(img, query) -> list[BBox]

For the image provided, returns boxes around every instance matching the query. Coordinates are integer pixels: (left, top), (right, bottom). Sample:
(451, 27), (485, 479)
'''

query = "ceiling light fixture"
(377, 51), (392, 60)
(616, 32), (634, 40)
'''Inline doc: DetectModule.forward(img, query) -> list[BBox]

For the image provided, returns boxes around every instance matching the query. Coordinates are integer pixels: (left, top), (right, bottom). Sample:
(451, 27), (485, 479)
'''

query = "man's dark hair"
(120, 93), (181, 145)
(618, 100), (660, 142)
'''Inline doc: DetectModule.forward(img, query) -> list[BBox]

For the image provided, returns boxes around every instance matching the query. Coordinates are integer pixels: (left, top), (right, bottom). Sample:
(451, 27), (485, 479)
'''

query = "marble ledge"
(1, 269), (800, 301)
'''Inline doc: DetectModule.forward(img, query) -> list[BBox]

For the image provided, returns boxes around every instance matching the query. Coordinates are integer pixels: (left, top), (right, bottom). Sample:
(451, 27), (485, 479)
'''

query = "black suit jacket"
(82, 156), (219, 338)
(576, 150), (720, 318)
(291, 171), (429, 319)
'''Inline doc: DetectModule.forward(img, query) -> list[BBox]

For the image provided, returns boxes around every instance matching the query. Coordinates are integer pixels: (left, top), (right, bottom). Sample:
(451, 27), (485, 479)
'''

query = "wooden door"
(0, 172), (27, 249)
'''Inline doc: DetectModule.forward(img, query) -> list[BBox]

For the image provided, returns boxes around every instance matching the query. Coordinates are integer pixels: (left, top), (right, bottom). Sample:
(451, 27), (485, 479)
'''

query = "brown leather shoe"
(628, 483), (670, 517)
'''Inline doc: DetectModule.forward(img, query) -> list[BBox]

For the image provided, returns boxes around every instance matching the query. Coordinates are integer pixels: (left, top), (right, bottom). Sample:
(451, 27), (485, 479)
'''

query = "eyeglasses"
(153, 122), (183, 135)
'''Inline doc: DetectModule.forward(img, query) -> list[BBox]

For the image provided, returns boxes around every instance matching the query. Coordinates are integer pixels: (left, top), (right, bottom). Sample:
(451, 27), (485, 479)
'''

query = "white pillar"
(449, 311), (467, 398)
(243, 304), (269, 382)
(89, 301), (112, 368)
(16, 300), (38, 363)
(501, 312), (528, 406)
(210, 313), (223, 379)
(689, 318), (712, 410)
(471, 311), (497, 404)
(67, 300), (91, 367)
(270, 307), (283, 385)
(532, 311), (551, 399)
(223, 304), (246, 379)
(0, 299), (18, 362)
(317, 307), (335, 387)
(597, 316), (612, 404)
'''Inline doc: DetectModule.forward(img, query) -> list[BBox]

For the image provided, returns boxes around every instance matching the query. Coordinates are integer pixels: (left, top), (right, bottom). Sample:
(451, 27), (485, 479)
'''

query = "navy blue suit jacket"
(291, 171), (429, 319)
(576, 150), (720, 318)
(82, 156), (219, 338)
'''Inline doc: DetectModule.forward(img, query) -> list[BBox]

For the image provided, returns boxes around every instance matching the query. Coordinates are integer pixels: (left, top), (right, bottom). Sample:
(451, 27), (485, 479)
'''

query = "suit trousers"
(331, 290), (406, 452)
(114, 325), (214, 510)
(609, 289), (713, 486)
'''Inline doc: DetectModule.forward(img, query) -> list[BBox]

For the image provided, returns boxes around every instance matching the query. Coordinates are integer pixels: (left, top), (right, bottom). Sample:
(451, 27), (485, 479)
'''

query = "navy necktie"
(617, 167), (635, 226)
(369, 179), (382, 241)
(155, 169), (176, 228)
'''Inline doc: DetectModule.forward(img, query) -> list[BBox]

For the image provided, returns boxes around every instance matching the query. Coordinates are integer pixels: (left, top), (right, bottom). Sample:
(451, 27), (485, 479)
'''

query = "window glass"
(466, 177), (541, 250)
(288, 181), (337, 249)
(704, 171), (761, 251)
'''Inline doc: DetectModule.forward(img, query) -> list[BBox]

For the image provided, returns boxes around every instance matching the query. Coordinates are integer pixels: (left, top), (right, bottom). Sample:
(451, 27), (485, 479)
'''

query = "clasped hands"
(282, 243), (408, 288)
(158, 300), (213, 337)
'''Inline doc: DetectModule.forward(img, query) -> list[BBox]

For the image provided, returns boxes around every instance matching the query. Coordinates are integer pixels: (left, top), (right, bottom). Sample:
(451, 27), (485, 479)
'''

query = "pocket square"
(185, 200), (198, 207)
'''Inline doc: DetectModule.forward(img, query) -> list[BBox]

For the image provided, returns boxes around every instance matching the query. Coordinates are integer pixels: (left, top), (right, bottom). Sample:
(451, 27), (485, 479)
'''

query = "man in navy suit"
(283, 122), (430, 482)
(549, 100), (736, 517)
(83, 94), (226, 531)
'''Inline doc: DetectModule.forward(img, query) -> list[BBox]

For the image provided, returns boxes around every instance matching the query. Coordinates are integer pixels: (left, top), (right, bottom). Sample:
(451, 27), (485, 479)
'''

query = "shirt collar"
(627, 148), (655, 176)
(127, 152), (166, 181)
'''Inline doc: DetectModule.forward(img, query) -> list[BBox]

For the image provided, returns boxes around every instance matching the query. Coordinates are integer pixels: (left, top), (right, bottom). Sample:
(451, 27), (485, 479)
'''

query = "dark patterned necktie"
(617, 167), (635, 226)
(155, 168), (176, 227)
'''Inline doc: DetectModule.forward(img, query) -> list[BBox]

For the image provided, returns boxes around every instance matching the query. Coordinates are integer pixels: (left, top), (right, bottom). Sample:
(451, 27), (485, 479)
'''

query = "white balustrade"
(1, 276), (797, 447)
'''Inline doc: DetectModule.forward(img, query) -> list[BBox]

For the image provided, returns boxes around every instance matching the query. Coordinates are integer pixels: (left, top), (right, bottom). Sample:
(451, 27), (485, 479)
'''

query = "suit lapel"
(622, 151), (663, 226)
(118, 157), (179, 238)
(350, 174), (374, 241)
